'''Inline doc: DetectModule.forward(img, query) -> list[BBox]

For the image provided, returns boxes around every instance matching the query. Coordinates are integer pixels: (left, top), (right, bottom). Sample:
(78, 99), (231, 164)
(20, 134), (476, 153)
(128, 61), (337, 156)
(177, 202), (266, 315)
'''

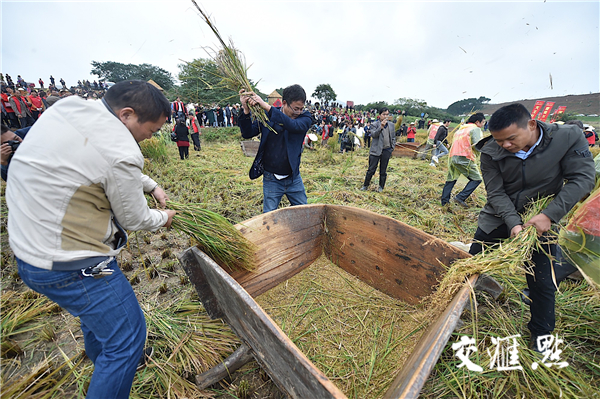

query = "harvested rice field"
(2, 127), (599, 399)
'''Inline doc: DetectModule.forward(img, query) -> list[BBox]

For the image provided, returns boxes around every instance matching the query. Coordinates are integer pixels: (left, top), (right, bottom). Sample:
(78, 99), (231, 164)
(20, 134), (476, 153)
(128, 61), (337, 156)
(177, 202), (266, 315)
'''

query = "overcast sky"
(2, 0), (598, 109)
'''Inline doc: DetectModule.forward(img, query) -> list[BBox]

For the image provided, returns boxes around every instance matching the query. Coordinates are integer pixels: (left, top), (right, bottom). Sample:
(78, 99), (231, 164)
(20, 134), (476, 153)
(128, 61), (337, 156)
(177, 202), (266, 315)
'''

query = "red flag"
(530, 100), (545, 119)
(538, 102), (555, 122)
(550, 106), (567, 123)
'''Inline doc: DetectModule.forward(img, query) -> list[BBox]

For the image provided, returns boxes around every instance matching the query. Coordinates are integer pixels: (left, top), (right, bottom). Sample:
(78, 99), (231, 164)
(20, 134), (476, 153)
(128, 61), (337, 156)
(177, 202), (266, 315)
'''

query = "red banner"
(550, 106), (567, 123)
(530, 100), (545, 119)
(538, 101), (555, 122)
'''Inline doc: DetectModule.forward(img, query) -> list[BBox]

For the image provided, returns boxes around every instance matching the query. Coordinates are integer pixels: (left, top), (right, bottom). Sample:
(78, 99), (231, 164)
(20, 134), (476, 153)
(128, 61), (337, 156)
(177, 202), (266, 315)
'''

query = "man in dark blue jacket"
(239, 85), (312, 213)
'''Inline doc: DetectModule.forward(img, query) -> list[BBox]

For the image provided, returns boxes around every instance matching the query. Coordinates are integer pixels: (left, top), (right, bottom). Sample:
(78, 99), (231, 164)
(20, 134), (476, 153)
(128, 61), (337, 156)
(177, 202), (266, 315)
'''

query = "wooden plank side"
(230, 205), (325, 296)
(392, 143), (420, 158)
(179, 247), (224, 319)
(240, 140), (259, 157)
(186, 247), (347, 399)
(382, 275), (479, 399)
(323, 205), (470, 304)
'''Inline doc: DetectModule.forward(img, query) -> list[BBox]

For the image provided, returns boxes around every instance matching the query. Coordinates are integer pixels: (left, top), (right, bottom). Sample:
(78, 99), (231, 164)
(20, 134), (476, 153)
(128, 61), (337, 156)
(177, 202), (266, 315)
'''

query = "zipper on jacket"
(514, 159), (526, 209)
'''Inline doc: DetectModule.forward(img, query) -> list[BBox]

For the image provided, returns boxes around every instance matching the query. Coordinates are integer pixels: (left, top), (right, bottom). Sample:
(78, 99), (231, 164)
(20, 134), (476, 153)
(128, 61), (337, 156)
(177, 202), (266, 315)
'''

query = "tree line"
(90, 60), (489, 118)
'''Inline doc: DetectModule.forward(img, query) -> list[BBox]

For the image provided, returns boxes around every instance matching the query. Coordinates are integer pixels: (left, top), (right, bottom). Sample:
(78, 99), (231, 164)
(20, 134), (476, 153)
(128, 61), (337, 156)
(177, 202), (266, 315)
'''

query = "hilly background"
(479, 93), (599, 116)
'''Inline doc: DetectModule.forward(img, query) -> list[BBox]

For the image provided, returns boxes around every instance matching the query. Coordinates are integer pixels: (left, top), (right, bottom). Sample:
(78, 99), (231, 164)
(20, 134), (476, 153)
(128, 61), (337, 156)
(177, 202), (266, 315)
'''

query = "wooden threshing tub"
(179, 204), (501, 398)
(392, 142), (421, 158)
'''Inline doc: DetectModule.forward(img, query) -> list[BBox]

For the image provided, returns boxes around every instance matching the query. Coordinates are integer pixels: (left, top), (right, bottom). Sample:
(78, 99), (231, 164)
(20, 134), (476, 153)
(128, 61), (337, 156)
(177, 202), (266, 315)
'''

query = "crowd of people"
(1, 73), (109, 130)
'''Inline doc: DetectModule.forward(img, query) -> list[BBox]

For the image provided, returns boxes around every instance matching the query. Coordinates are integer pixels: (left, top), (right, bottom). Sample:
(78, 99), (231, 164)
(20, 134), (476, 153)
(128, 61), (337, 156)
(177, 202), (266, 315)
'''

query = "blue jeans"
(433, 141), (449, 158)
(17, 258), (146, 399)
(262, 171), (307, 213)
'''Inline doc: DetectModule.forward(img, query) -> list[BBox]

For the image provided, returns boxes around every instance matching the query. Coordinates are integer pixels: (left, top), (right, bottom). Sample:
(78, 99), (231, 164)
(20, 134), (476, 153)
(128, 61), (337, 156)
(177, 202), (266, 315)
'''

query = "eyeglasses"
(287, 104), (304, 114)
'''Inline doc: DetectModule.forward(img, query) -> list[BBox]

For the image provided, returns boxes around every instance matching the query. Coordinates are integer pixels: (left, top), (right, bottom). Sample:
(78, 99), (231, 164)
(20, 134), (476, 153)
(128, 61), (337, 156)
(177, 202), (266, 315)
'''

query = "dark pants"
(178, 146), (189, 160)
(7, 112), (20, 129)
(469, 225), (576, 336)
(365, 136), (371, 148)
(18, 115), (34, 128)
(363, 147), (392, 189)
(441, 179), (481, 205)
(1, 112), (10, 127)
(191, 133), (201, 151)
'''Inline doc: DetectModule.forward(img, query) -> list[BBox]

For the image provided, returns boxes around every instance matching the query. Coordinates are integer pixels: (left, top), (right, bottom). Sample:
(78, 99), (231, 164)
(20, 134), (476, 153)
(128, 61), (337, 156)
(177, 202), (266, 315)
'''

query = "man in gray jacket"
(360, 108), (396, 192)
(470, 103), (595, 351)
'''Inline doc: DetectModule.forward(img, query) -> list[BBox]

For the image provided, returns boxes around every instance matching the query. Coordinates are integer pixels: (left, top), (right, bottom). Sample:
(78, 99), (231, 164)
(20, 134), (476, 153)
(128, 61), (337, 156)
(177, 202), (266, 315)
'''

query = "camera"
(5, 140), (20, 152)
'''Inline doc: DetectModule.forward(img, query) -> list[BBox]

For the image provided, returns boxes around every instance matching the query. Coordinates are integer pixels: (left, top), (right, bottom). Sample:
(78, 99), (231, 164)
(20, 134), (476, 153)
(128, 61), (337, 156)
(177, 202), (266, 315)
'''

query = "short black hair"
(380, 107), (390, 114)
(488, 104), (529, 132)
(282, 84), (306, 104)
(1, 124), (10, 135)
(104, 80), (170, 123)
(467, 112), (485, 124)
(444, 119), (452, 124)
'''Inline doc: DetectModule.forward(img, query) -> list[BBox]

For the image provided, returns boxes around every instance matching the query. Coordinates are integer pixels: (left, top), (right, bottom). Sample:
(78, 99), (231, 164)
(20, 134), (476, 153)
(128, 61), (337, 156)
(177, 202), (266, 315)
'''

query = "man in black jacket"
(430, 119), (450, 166)
(239, 85), (312, 213)
(470, 103), (595, 351)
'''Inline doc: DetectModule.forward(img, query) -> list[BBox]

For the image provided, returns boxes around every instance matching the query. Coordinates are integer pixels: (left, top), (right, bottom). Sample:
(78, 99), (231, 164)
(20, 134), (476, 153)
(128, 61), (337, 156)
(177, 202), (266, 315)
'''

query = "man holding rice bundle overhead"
(239, 84), (312, 213)
(7, 80), (176, 398)
(470, 103), (595, 352)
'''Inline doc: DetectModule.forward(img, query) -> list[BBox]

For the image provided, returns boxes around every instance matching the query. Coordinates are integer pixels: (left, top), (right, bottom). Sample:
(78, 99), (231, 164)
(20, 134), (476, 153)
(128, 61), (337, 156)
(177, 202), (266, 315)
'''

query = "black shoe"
(137, 346), (154, 371)
(529, 335), (543, 353)
(521, 289), (532, 306)
(452, 197), (468, 208)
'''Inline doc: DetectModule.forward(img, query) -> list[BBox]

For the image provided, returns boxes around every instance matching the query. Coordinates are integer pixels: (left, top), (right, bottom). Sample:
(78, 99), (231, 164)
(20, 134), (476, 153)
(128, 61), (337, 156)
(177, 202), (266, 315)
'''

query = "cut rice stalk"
(167, 201), (255, 271)
(191, 0), (276, 133)
(426, 196), (555, 314)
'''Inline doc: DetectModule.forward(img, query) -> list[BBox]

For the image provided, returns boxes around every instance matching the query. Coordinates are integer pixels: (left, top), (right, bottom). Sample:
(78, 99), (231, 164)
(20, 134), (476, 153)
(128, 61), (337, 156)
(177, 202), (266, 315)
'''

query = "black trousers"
(178, 146), (189, 160)
(363, 147), (392, 189)
(7, 112), (20, 129)
(191, 133), (201, 151)
(469, 225), (576, 336)
(441, 179), (481, 205)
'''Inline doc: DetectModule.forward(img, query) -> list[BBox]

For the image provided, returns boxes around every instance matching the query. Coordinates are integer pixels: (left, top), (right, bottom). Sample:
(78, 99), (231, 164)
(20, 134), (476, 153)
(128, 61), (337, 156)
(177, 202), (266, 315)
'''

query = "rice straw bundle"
(167, 201), (255, 271)
(191, 0), (276, 133)
(425, 197), (554, 314)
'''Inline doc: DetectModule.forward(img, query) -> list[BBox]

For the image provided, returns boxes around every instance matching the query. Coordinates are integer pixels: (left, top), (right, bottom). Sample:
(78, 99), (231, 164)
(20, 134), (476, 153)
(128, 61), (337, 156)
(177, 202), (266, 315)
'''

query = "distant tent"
(147, 79), (164, 91)
(267, 90), (282, 106)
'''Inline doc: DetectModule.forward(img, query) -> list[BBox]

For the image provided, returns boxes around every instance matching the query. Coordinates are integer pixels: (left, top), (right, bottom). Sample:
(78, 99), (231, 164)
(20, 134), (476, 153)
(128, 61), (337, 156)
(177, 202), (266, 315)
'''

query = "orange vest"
(449, 124), (477, 161)
(428, 124), (440, 140)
